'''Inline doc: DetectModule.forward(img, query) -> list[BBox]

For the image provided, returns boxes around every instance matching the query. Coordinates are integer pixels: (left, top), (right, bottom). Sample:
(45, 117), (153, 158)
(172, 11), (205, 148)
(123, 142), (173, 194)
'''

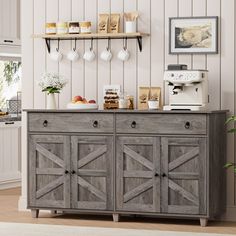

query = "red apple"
(73, 95), (83, 102)
(89, 100), (96, 104)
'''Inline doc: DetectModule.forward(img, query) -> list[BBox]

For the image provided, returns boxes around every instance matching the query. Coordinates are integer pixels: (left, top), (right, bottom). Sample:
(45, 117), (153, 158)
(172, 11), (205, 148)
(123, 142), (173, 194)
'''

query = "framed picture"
(169, 16), (218, 54)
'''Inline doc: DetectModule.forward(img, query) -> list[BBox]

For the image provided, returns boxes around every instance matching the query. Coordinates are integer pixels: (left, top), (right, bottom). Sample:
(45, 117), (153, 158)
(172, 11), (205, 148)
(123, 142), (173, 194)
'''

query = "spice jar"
(80, 21), (92, 34)
(68, 22), (80, 34)
(56, 22), (68, 34)
(45, 23), (57, 35)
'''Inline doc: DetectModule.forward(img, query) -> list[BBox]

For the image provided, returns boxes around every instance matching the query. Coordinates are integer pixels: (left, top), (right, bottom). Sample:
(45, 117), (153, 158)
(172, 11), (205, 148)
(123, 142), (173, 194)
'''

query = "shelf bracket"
(45, 39), (51, 53)
(137, 36), (142, 52)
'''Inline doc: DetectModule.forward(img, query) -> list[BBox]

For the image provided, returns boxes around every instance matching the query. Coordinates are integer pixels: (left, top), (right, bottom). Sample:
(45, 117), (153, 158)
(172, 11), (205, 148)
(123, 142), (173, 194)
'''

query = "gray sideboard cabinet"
(26, 110), (227, 226)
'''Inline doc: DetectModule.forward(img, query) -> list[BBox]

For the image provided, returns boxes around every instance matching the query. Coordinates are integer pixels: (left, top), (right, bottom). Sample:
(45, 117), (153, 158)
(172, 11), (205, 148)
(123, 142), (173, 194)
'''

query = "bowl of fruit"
(67, 96), (98, 110)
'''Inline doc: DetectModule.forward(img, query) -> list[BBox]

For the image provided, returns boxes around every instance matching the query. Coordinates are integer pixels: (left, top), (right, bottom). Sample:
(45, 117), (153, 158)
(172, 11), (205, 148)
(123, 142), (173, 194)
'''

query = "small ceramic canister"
(68, 22), (80, 34)
(80, 21), (92, 34)
(57, 22), (68, 34)
(45, 23), (57, 35)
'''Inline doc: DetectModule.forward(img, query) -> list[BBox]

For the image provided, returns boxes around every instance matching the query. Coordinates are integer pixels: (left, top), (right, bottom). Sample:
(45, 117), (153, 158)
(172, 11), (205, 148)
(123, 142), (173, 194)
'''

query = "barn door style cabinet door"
(0, 0), (21, 46)
(28, 135), (71, 218)
(116, 137), (161, 213)
(71, 136), (113, 211)
(161, 137), (206, 216)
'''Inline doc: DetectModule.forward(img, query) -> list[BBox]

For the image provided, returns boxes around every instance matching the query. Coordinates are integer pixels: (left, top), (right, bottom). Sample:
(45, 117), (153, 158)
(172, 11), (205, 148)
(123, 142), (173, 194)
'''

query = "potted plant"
(38, 73), (67, 109)
(224, 115), (236, 172)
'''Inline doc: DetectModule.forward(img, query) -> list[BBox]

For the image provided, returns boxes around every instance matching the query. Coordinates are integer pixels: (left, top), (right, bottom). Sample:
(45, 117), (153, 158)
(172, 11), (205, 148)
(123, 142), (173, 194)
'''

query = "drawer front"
(28, 113), (114, 133)
(116, 114), (207, 135)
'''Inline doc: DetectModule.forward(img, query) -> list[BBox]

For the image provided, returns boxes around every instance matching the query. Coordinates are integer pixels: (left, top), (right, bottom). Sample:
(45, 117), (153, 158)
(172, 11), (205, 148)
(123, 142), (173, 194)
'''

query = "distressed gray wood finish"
(26, 110), (227, 226)
(161, 137), (206, 215)
(28, 135), (71, 209)
(71, 136), (113, 211)
(28, 113), (114, 133)
(116, 114), (207, 135)
(116, 136), (161, 213)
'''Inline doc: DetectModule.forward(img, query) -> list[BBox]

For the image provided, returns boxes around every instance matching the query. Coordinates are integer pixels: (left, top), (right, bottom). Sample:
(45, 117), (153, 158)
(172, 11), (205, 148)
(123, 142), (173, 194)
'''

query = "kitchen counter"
(24, 109), (228, 114)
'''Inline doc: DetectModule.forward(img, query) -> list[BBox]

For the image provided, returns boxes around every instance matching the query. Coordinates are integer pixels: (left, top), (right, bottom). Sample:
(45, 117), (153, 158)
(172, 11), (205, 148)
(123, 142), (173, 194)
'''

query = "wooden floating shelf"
(33, 32), (150, 53)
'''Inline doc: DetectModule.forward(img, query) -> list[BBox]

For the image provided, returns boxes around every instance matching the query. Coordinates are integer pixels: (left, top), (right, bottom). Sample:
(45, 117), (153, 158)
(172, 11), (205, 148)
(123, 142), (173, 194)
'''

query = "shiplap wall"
(21, 0), (236, 219)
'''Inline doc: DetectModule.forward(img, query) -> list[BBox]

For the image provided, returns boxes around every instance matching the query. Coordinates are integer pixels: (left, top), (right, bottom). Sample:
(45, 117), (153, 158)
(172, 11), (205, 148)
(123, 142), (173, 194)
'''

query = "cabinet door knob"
(185, 121), (191, 129)
(155, 173), (159, 177)
(93, 120), (98, 128)
(64, 170), (69, 174)
(43, 120), (48, 127)
(71, 170), (76, 175)
(162, 173), (167, 178)
(131, 121), (136, 128)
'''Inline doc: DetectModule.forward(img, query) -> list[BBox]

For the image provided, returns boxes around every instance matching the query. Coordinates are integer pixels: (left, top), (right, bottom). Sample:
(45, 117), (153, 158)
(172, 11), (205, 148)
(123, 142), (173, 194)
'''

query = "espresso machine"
(163, 70), (209, 111)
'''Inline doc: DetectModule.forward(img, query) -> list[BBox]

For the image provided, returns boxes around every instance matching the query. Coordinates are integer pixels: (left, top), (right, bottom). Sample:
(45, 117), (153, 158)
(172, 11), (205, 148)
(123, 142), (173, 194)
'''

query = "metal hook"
(73, 39), (77, 51)
(124, 37), (128, 50)
(56, 39), (60, 52)
(90, 38), (94, 51)
(107, 38), (111, 50)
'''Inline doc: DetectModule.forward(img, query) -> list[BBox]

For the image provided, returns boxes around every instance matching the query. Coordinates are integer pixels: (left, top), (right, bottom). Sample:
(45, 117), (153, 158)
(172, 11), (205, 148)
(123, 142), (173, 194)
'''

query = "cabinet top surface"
(24, 109), (228, 114)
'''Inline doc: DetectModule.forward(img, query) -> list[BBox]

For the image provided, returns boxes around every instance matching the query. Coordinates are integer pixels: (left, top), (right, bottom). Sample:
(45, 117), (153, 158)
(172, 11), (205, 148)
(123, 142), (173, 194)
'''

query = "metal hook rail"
(42, 33), (146, 53)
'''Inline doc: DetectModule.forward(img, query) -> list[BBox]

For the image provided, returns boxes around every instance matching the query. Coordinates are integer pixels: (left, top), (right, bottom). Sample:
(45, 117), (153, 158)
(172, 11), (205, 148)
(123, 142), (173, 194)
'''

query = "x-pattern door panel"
(71, 136), (113, 210)
(116, 137), (161, 213)
(161, 137), (206, 215)
(28, 135), (70, 208)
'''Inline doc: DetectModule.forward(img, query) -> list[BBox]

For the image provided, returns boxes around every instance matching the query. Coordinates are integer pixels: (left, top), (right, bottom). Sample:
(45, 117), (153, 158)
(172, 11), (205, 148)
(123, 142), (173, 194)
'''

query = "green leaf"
(234, 168), (236, 173)
(226, 116), (236, 124)
(224, 163), (234, 168)
(228, 128), (236, 133)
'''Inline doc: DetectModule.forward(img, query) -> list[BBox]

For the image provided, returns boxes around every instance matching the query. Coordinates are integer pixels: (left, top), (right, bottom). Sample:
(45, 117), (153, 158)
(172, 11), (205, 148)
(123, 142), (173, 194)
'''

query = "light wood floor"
(0, 188), (236, 234)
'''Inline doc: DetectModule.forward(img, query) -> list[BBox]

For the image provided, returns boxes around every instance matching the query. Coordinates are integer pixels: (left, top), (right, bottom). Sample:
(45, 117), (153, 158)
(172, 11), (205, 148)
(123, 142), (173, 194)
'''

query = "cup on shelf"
(117, 48), (130, 61)
(83, 49), (96, 62)
(50, 50), (63, 62)
(100, 48), (113, 62)
(67, 49), (80, 62)
(125, 21), (137, 33)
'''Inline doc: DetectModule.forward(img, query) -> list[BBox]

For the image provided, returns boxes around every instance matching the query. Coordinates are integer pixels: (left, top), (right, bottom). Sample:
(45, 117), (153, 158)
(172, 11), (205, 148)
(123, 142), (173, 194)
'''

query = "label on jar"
(80, 27), (91, 34)
(46, 28), (57, 34)
(69, 26), (80, 34)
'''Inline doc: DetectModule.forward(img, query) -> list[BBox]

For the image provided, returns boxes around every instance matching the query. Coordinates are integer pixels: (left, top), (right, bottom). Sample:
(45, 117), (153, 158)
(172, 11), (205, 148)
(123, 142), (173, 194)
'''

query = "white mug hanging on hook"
(50, 39), (63, 62)
(100, 39), (113, 62)
(67, 39), (80, 62)
(83, 38), (96, 62)
(117, 38), (130, 61)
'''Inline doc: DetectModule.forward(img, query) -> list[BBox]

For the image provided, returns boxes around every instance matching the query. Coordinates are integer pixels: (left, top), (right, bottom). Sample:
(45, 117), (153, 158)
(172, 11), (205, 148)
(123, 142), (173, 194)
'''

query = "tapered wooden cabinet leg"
(113, 213), (120, 222)
(31, 209), (39, 218)
(51, 210), (57, 215)
(200, 218), (208, 227)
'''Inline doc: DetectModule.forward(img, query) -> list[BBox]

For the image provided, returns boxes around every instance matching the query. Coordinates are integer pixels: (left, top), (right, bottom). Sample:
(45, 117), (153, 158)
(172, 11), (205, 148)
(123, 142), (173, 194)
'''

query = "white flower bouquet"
(38, 73), (67, 94)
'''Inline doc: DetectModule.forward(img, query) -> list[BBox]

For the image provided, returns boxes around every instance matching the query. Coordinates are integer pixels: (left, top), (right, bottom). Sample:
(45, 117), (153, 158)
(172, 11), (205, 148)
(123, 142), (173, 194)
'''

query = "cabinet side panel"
(209, 113), (227, 218)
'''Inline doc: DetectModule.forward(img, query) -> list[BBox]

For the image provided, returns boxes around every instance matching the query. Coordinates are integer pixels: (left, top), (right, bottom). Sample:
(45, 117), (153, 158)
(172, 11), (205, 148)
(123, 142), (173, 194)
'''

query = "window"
(0, 60), (22, 110)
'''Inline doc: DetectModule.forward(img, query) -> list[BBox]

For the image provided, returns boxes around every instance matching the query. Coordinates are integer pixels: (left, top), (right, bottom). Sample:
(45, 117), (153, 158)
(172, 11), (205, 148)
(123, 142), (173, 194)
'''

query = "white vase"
(47, 93), (57, 109)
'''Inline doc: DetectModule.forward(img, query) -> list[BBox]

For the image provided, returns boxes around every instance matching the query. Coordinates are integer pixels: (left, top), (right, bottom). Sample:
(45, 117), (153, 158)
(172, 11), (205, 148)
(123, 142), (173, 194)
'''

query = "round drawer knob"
(43, 120), (48, 127)
(162, 173), (167, 178)
(131, 121), (136, 128)
(185, 121), (191, 129)
(64, 170), (69, 175)
(155, 173), (159, 177)
(93, 121), (98, 128)
(71, 170), (76, 175)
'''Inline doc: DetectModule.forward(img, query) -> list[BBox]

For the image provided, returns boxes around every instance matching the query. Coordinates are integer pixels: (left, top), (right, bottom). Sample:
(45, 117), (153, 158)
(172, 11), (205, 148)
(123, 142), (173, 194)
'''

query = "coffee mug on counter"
(148, 100), (159, 110)
(50, 50), (63, 62)
(100, 48), (113, 62)
(117, 48), (130, 61)
(83, 49), (96, 62)
(67, 49), (80, 62)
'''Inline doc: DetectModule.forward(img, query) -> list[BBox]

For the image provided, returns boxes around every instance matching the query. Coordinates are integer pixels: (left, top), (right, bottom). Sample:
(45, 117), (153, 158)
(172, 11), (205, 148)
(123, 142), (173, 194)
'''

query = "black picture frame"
(169, 16), (218, 54)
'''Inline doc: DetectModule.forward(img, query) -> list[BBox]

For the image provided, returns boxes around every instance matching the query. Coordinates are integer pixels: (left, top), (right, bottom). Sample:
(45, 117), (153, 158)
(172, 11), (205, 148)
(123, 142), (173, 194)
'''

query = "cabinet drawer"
(28, 113), (114, 133)
(116, 114), (207, 135)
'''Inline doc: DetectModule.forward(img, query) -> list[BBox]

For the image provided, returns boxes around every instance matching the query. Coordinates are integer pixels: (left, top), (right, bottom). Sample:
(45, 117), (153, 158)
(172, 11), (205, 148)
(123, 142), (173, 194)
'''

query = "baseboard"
(18, 195), (28, 211)
(0, 179), (21, 190)
(221, 206), (236, 221)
